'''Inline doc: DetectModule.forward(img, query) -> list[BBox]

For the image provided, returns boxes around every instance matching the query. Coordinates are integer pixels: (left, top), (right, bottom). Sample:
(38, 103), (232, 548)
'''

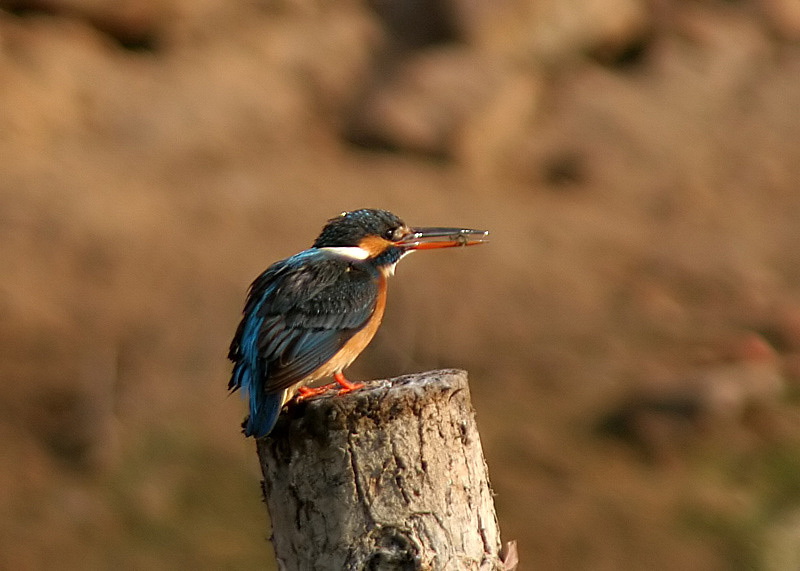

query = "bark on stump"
(256, 369), (505, 570)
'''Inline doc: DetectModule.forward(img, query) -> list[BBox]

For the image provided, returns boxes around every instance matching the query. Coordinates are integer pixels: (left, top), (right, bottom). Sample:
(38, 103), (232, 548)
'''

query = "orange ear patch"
(358, 235), (394, 257)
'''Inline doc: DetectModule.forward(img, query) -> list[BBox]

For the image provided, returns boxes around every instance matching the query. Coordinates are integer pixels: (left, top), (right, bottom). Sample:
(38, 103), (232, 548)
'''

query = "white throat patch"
(382, 250), (413, 277)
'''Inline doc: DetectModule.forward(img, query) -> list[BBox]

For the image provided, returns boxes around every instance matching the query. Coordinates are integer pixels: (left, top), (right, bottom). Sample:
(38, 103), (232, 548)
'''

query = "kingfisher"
(228, 208), (489, 438)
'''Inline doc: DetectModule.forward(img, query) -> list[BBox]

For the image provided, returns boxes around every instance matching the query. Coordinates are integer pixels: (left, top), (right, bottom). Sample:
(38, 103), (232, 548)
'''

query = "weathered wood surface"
(256, 369), (507, 570)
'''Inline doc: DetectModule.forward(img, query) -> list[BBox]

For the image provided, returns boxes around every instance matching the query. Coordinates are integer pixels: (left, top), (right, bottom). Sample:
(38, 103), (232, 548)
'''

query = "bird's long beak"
(397, 227), (490, 251)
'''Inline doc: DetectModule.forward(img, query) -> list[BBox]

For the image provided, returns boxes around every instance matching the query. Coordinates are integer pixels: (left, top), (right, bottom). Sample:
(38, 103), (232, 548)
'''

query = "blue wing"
(228, 249), (378, 437)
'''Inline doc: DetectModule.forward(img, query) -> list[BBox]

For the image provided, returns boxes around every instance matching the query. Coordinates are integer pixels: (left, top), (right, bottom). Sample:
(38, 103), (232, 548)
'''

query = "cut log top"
(257, 369), (509, 571)
(264, 368), (471, 440)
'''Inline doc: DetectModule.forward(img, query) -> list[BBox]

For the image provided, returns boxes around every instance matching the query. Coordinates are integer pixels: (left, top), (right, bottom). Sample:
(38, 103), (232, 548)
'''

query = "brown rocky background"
(2, 0), (800, 568)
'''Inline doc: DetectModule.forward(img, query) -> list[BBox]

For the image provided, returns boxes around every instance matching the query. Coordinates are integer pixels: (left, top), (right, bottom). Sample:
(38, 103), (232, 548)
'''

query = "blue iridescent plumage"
(229, 275), (275, 437)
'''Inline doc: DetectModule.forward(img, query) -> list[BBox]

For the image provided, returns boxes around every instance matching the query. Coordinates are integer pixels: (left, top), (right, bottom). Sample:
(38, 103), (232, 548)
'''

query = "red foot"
(334, 371), (364, 394)
(295, 385), (334, 402)
(294, 374), (364, 403)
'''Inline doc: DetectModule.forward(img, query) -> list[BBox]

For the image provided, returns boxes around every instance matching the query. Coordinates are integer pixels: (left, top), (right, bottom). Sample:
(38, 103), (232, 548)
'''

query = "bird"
(228, 208), (489, 438)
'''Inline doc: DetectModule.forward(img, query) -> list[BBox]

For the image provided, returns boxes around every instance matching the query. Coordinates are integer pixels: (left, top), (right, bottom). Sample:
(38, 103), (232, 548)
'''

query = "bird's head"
(313, 209), (489, 274)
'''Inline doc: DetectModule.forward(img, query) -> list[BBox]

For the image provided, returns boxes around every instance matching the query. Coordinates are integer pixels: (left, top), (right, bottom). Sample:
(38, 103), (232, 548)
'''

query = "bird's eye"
(385, 227), (403, 241)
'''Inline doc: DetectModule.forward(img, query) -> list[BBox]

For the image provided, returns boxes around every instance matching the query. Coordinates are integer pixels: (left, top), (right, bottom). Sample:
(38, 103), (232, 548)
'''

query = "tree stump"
(256, 369), (508, 570)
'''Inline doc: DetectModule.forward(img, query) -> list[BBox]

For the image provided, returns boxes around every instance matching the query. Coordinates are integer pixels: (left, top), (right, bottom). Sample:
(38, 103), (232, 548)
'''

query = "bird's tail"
(230, 357), (285, 438)
(244, 388), (284, 438)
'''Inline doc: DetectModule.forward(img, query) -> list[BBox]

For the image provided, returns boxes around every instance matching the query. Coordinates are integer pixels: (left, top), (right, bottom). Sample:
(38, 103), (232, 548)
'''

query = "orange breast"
(309, 273), (387, 381)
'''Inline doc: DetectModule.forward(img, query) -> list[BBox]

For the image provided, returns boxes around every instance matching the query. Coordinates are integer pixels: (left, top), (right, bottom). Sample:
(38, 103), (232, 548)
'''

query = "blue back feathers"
(229, 276), (279, 437)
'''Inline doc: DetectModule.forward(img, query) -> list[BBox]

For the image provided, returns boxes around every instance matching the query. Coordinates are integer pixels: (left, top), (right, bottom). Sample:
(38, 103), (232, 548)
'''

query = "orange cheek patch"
(358, 235), (393, 257)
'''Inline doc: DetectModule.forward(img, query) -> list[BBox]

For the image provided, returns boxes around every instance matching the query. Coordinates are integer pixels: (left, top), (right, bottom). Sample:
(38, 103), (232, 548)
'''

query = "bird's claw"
(293, 374), (365, 404)
(334, 372), (364, 394)
(336, 382), (364, 395)
(295, 385), (334, 402)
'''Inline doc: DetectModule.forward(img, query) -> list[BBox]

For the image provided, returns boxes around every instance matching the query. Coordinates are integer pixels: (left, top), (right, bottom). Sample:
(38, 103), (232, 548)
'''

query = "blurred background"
(2, 0), (800, 568)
